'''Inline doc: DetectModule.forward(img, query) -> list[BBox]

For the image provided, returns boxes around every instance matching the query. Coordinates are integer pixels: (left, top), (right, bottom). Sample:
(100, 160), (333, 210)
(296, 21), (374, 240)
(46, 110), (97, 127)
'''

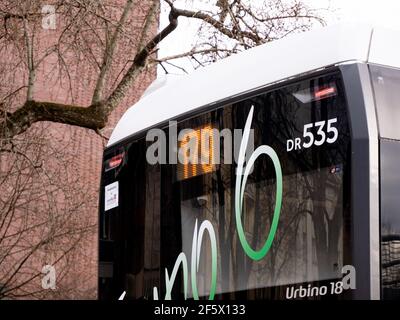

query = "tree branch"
(0, 2), (179, 141)
(103, 4), (179, 116)
(22, 17), (35, 101)
(155, 47), (235, 63)
(0, 101), (106, 140)
(91, 0), (136, 104)
(164, 1), (261, 44)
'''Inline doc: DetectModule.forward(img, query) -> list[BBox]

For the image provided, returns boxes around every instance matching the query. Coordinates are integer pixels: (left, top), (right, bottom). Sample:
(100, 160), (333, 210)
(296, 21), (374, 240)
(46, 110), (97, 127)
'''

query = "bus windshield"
(99, 71), (352, 300)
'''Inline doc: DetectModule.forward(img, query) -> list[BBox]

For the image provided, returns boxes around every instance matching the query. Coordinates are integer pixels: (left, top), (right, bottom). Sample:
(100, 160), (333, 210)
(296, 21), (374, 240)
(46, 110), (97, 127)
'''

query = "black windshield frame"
(98, 67), (359, 300)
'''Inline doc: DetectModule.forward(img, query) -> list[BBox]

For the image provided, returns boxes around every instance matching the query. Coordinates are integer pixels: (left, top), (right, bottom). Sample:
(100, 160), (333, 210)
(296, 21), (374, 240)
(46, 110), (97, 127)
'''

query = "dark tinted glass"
(380, 139), (400, 300)
(99, 72), (352, 300)
(99, 142), (161, 300)
(370, 65), (400, 299)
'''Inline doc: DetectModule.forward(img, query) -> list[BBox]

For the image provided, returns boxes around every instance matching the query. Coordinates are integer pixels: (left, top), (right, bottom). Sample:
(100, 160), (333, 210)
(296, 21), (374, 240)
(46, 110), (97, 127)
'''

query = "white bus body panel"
(107, 24), (399, 147)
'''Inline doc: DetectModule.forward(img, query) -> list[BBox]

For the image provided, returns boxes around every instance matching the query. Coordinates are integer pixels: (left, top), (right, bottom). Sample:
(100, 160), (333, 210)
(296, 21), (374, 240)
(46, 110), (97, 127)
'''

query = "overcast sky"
(320, 0), (400, 27)
(158, 0), (400, 74)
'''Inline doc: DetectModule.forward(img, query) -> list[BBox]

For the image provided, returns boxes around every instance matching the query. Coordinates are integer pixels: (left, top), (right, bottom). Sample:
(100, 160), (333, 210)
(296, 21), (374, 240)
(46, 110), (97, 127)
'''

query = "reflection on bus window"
(99, 72), (352, 300)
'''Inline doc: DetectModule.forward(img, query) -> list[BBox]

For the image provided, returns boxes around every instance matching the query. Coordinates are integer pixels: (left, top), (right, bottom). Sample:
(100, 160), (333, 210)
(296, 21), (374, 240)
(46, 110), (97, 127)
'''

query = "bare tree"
(158, 0), (326, 68)
(0, 124), (96, 299)
(0, 0), (327, 141)
(0, 0), (326, 299)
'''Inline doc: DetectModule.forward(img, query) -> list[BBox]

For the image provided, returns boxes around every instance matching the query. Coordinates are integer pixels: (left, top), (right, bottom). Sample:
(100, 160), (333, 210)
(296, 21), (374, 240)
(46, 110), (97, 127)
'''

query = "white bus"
(98, 24), (400, 300)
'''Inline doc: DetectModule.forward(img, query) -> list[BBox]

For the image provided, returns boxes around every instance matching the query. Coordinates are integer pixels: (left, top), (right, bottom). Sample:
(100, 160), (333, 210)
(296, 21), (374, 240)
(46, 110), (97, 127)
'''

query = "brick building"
(0, 1), (157, 299)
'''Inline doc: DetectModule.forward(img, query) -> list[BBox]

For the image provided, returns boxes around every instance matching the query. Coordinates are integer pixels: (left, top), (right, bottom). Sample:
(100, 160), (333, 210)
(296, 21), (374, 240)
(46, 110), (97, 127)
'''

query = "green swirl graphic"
(235, 106), (283, 261)
(191, 219), (217, 300)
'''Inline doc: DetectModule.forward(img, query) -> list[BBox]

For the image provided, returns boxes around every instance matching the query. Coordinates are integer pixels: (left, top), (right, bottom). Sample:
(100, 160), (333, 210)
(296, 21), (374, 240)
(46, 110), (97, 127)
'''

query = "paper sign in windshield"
(105, 181), (119, 211)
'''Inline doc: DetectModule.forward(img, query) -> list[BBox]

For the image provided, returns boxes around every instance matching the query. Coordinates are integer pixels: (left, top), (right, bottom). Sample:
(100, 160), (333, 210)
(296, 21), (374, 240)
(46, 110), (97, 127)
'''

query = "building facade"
(0, 1), (157, 299)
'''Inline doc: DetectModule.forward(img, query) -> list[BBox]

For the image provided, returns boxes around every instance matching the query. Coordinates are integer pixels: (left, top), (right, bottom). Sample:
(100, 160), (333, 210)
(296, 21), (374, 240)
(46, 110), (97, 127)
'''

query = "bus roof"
(107, 24), (400, 147)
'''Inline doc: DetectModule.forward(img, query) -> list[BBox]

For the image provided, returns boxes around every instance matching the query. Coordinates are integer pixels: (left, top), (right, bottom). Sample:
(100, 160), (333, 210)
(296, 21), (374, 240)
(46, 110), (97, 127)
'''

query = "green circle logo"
(235, 106), (283, 261)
